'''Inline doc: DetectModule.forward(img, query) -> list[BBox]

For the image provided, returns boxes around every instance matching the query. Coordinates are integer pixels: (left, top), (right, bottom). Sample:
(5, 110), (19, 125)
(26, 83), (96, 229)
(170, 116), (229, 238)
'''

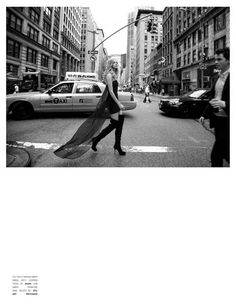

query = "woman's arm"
(106, 73), (123, 109)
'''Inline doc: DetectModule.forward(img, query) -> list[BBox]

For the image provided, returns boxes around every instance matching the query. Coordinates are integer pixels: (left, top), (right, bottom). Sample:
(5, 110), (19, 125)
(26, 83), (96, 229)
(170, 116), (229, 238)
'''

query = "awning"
(22, 71), (40, 75)
(160, 78), (181, 85)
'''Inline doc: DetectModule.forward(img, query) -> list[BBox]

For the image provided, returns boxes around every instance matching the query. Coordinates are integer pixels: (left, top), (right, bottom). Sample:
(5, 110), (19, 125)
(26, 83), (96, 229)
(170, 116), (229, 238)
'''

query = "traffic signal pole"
(91, 13), (153, 52)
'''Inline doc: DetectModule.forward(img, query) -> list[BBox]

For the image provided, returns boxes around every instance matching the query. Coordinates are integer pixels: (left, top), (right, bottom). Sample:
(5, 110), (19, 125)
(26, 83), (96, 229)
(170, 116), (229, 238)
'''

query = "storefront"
(160, 78), (181, 96)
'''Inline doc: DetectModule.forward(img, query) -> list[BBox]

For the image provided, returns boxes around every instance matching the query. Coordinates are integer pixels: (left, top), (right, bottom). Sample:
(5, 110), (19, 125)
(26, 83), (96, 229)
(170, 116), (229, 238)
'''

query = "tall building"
(161, 7), (230, 95)
(134, 9), (163, 89)
(173, 7), (230, 93)
(60, 7), (82, 80)
(126, 11), (136, 88)
(7, 7), (63, 90)
(6, 6), (83, 92)
(126, 6), (155, 89)
(79, 7), (106, 79)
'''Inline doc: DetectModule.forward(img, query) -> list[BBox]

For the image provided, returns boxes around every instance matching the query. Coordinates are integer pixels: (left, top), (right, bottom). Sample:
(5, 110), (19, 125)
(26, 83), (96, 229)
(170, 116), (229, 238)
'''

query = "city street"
(7, 94), (216, 167)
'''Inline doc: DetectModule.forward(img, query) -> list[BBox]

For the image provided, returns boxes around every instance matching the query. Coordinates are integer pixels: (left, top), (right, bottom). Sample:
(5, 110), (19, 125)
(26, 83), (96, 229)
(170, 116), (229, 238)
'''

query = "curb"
(7, 146), (31, 167)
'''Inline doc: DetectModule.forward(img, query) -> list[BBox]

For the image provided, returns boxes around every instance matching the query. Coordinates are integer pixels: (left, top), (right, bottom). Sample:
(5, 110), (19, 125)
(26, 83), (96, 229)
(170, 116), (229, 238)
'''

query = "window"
(29, 8), (40, 24)
(51, 83), (74, 94)
(44, 7), (52, 19)
(198, 50), (202, 61)
(177, 57), (181, 68)
(75, 83), (101, 94)
(7, 11), (23, 32)
(198, 29), (202, 42)
(177, 43), (181, 54)
(53, 29), (59, 40)
(184, 54), (187, 65)
(43, 19), (51, 34)
(54, 16), (60, 28)
(214, 11), (226, 32)
(53, 59), (58, 70)
(192, 31), (196, 46)
(214, 36), (226, 52)
(187, 52), (190, 64)
(42, 35), (50, 49)
(192, 50), (197, 62)
(7, 38), (20, 58)
(26, 47), (37, 64)
(28, 25), (39, 42)
(184, 38), (187, 50)
(187, 36), (191, 48)
(41, 54), (49, 67)
(52, 42), (58, 53)
(203, 23), (208, 38)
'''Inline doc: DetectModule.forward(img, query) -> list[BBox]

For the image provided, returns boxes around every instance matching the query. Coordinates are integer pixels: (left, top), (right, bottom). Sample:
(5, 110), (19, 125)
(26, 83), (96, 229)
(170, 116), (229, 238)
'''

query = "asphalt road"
(7, 93), (216, 167)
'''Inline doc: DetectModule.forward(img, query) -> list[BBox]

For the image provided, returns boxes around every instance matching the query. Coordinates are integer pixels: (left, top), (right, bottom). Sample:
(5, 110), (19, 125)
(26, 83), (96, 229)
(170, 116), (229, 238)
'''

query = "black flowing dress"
(106, 80), (120, 114)
(54, 80), (120, 159)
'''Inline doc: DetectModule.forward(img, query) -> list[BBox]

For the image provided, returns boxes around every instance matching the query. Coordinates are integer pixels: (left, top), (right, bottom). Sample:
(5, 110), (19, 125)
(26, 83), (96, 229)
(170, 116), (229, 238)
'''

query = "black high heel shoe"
(113, 144), (126, 155)
(91, 137), (98, 151)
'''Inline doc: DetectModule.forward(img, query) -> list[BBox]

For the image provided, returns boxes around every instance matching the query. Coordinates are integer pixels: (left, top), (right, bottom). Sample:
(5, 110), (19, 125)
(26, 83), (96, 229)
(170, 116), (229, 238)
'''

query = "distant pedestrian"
(199, 47), (230, 167)
(14, 83), (19, 94)
(143, 85), (151, 103)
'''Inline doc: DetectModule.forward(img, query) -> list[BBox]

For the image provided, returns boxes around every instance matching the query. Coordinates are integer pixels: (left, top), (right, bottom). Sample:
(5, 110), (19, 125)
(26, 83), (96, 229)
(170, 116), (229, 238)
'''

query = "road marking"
(7, 141), (176, 153)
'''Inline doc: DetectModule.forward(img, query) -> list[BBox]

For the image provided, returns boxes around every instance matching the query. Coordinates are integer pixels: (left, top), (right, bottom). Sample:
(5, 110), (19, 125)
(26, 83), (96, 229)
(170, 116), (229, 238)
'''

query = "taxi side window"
(76, 83), (102, 94)
(51, 83), (74, 94)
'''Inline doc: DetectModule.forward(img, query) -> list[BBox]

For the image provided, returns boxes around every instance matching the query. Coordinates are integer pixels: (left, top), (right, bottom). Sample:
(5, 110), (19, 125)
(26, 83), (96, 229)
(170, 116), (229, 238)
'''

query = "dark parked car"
(159, 88), (212, 118)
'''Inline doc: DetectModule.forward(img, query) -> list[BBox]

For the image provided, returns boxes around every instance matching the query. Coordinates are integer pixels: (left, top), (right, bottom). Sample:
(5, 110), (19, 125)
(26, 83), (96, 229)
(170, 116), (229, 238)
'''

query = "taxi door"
(40, 82), (74, 112)
(72, 82), (102, 112)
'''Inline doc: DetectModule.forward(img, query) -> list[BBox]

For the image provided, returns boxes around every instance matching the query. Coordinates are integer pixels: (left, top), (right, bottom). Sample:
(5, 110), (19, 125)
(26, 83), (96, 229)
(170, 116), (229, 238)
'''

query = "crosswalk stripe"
(7, 141), (176, 152)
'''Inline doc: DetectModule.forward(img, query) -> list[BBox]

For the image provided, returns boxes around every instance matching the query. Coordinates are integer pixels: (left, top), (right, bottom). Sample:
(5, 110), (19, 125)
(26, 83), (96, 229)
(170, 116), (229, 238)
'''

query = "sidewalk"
(7, 146), (31, 167)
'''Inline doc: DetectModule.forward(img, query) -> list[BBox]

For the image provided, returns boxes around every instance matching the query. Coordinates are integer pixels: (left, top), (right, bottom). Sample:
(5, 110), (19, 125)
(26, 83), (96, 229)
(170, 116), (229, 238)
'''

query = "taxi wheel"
(11, 102), (34, 120)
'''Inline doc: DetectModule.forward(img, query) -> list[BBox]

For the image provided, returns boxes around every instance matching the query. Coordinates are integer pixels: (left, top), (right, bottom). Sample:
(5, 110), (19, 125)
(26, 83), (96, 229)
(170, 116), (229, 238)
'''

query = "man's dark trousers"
(211, 117), (229, 166)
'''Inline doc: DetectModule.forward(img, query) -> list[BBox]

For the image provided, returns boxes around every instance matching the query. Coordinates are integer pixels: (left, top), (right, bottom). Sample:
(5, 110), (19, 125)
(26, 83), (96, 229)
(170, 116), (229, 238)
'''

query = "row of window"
(176, 36), (226, 68)
(7, 38), (58, 70)
(7, 10), (60, 50)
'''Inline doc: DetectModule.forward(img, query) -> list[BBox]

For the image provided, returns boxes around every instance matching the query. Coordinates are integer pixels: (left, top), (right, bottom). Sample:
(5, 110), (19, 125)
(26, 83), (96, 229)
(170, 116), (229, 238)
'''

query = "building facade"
(79, 7), (106, 80)
(134, 9), (163, 90)
(7, 7), (63, 91)
(60, 7), (82, 80)
(161, 7), (230, 95)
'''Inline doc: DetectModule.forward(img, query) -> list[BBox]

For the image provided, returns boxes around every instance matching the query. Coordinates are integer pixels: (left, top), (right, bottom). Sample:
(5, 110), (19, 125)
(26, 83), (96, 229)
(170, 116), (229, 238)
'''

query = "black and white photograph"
(5, 4), (231, 167)
(1, 0), (235, 307)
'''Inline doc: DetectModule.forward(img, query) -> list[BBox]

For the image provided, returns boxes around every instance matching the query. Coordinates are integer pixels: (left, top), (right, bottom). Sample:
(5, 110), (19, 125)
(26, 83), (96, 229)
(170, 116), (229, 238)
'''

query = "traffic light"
(147, 20), (153, 32)
(151, 22), (158, 34)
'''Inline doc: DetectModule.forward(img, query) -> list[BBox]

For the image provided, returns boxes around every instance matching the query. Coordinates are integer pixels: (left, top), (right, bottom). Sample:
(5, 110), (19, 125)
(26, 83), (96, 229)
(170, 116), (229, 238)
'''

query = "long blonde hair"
(102, 58), (118, 83)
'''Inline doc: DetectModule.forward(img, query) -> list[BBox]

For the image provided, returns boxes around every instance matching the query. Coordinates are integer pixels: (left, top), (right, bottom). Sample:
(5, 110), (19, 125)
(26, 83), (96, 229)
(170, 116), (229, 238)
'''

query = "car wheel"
(11, 101), (34, 120)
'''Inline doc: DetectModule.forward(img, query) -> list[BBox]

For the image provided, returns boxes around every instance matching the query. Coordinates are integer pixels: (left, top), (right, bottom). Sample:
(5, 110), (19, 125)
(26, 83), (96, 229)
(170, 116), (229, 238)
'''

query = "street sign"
(88, 50), (98, 54)
(90, 55), (97, 62)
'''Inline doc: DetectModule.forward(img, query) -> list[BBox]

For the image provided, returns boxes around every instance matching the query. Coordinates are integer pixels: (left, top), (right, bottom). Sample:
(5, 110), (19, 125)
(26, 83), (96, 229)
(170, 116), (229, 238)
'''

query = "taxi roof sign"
(65, 72), (98, 81)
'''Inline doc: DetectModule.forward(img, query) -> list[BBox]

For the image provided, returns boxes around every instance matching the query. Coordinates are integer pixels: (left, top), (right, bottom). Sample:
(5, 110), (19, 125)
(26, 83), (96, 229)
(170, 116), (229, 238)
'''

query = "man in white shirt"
(199, 47), (230, 167)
